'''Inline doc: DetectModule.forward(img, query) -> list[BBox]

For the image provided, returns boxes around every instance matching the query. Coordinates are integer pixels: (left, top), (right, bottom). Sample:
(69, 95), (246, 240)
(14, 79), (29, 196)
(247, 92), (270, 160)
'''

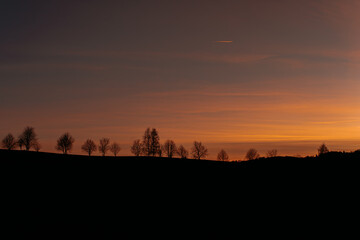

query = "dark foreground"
(2, 149), (360, 237)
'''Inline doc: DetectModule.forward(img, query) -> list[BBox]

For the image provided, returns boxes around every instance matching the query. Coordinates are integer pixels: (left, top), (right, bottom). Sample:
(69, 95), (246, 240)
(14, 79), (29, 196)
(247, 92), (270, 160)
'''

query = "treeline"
(0, 126), (342, 160)
(0, 126), (214, 159)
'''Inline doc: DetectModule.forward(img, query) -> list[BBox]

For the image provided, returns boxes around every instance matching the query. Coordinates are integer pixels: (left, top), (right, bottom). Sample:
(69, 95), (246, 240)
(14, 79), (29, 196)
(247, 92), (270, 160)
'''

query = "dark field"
(2, 149), (359, 237)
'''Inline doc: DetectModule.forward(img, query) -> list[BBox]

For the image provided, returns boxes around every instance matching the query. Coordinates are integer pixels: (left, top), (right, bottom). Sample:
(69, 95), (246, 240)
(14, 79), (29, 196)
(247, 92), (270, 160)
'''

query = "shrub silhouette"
(56, 133), (75, 154)
(267, 149), (278, 158)
(318, 143), (329, 155)
(191, 141), (208, 160)
(33, 142), (41, 152)
(131, 139), (142, 156)
(217, 149), (229, 161)
(158, 144), (164, 157)
(110, 142), (121, 156)
(81, 139), (97, 156)
(163, 140), (177, 158)
(1, 133), (17, 150)
(99, 138), (110, 156)
(17, 138), (25, 150)
(177, 145), (189, 159)
(19, 126), (38, 151)
(245, 148), (260, 160)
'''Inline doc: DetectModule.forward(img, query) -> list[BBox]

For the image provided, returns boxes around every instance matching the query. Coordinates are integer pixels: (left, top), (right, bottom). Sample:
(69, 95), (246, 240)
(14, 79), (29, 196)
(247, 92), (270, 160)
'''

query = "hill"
(1, 149), (360, 236)
(1, 149), (360, 179)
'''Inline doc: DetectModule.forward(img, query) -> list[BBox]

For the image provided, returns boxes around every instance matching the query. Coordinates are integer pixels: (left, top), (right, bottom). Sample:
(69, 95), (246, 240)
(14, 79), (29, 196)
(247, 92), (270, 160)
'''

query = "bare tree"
(1, 133), (17, 150)
(158, 144), (164, 157)
(318, 143), (329, 156)
(177, 145), (189, 159)
(33, 142), (41, 152)
(99, 138), (110, 156)
(19, 126), (38, 151)
(110, 142), (121, 156)
(217, 149), (229, 162)
(56, 133), (74, 154)
(267, 149), (278, 158)
(17, 138), (25, 150)
(245, 148), (260, 160)
(163, 140), (177, 158)
(142, 128), (152, 156)
(81, 139), (97, 156)
(191, 141), (208, 160)
(131, 139), (142, 156)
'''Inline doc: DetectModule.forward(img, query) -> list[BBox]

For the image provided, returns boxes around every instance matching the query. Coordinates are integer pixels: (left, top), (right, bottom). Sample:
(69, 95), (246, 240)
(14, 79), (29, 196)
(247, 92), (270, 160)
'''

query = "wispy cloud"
(140, 89), (295, 98)
(0, 63), (109, 72)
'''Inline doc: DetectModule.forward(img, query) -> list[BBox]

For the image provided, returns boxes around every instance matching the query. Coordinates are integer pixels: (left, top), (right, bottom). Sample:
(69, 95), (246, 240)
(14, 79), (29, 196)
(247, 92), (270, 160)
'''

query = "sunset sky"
(1, 0), (360, 159)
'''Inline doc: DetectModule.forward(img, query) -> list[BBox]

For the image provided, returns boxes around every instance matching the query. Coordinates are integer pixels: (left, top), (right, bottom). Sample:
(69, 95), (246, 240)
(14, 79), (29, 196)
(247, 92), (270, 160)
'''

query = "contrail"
(215, 41), (233, 43)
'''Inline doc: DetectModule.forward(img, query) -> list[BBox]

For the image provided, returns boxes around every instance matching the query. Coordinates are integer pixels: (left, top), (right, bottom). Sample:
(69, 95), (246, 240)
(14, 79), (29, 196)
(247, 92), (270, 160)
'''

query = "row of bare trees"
(1, 127), (41, 152)
(0, 126), (270, 160)
(129, 128), (210, 160)
(1, 126), (332, 160)
(56, 132), (122, 156)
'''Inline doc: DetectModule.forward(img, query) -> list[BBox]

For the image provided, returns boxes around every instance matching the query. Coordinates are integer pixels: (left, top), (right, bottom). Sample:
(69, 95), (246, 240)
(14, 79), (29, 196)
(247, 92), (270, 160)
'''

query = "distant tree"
(56, 132), (74, 154)
(141, 128), (160, 156)
(191, 141), (208, 160)
(217, 149), (229, 161)
(142, 128), (152, 156)
(33, 142), (41, 152)
(150, 128), (160, 156)
(131, 139), (142, 156)
(245, 148), (260, 160)
(163, 140), (177, 158)
(110, 142), (121, 157)
(177, 145), (189, 159)
(158, 144), (164, 157)
(17, 138), (25, 150)
(19, 126), (38, 151)
(267, 149), (278, 158)
(318, 143), (329, 156)
(1, 133), (17, 150)
(81, 139), (97, 156)
(99, 138), (110, 156)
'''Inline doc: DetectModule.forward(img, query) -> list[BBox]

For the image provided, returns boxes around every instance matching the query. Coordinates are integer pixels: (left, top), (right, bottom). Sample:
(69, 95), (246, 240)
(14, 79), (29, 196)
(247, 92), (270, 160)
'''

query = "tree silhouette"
(99, 138), (110, 156)
(110, 142), (121, 156)
(177, 145), (189, 159)
(1, 133), (17, 150)
(33, 142), (41, 152)
(318, 143), (329, 156)
(158, 144), (164, 157)
(191, 141), (208, 160)
(245, 148), (260, 160)
(142, 128), (151, 156)
(81, 139), (97, 156)
(267, 149), (278, 158)
(17, 138), (25, 150)
(19, 126), (38, 151)
(141, 128), (160, 156)
(163, 140), (177, 158)
(131, 139), (142, 156)
(150, 128), (160, 156)
(217, 149), (229, 161)
(56, 133), (74, 154)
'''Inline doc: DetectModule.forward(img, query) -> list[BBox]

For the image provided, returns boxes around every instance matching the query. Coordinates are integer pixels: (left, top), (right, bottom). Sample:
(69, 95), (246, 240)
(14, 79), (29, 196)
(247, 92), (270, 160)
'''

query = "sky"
(1, 0), (360, 159)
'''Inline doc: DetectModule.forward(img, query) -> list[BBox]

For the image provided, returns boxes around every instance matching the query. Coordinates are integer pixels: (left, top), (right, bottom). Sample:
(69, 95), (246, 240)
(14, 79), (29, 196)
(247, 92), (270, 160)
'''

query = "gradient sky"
(1, 0), (360, 159)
